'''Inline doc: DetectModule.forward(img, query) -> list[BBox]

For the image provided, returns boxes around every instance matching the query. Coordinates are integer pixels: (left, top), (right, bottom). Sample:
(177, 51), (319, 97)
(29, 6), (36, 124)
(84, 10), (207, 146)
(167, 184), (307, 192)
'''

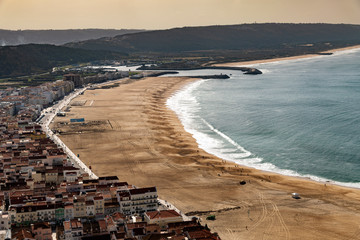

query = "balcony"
(132, 196), (157, 201)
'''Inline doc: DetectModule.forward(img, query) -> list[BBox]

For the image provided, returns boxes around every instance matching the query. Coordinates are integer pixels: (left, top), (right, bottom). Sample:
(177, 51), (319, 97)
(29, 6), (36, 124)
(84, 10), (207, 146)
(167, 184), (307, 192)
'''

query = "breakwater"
(137, 65), (262, 75)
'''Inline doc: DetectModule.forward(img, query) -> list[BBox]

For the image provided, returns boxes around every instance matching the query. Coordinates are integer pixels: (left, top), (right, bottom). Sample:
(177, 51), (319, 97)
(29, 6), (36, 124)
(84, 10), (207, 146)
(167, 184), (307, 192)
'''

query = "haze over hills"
(0, 29), (145, 46)
(65, 23), (360, 53)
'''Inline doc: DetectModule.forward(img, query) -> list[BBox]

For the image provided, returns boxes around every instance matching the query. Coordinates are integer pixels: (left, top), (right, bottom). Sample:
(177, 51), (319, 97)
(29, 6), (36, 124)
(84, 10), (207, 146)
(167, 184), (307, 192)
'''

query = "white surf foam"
(332, 46), (360, 56)
(166, 79), (360, 189)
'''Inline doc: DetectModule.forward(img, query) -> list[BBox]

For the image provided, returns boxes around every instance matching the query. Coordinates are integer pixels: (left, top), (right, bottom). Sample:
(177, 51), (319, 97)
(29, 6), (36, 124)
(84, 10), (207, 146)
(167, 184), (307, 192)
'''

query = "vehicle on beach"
(292, 193), (301, 199)
(57, 112), (66, 117)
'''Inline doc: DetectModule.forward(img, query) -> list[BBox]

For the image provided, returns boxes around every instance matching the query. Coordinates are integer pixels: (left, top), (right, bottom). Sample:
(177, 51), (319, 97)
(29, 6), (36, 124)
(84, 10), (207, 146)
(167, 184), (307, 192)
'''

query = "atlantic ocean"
(167, 48), (360, 188)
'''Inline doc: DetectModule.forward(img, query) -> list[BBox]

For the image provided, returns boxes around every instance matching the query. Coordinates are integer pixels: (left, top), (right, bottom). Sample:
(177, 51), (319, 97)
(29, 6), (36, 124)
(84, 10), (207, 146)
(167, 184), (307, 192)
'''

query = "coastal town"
(0, 74), (221, 240)
(2, 0), (360, 238)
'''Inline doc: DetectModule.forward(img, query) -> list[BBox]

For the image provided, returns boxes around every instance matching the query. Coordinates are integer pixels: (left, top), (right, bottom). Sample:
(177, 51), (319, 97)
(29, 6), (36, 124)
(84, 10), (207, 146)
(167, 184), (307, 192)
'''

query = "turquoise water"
(167, 48), (360, 187)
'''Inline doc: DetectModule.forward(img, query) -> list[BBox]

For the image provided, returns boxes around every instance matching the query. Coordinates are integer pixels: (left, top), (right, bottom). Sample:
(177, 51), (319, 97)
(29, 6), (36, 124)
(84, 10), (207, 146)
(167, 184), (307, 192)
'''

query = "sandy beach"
(214, 45), (360, 67)
(52, 71), (360, 239)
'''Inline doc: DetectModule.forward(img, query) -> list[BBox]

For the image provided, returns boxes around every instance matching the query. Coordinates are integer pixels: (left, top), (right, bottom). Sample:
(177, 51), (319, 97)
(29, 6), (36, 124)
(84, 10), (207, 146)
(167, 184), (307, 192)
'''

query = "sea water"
(167, 48), (360, 188)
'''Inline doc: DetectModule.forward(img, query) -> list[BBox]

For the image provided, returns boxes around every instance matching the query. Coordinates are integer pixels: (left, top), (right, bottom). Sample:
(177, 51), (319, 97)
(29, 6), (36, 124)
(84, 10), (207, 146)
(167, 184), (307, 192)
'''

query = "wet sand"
(53, 76), (360, 240)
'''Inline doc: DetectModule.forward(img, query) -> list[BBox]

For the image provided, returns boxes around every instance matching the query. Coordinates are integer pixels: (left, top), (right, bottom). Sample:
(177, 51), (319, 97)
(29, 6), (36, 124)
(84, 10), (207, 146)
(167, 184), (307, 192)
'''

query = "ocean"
(167, 48), (360, 188)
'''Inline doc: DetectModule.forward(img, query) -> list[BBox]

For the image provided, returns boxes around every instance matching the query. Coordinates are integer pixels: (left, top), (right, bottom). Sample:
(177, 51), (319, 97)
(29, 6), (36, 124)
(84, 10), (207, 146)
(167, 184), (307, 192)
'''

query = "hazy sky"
(1, 0), (360, 30)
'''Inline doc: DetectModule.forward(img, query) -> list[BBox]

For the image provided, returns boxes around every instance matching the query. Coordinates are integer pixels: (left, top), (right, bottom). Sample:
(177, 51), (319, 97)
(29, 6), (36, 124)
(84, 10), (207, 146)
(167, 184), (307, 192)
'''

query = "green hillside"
(65, 23), (360, 53)
(0, 44), (125, 77)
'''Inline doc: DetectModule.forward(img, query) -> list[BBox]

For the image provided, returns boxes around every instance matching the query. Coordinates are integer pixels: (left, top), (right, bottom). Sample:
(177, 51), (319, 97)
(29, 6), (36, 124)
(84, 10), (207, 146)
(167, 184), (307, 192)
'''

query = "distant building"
(0, 229), (11, 240)
(63, 74), (83, 88)
(93, 196), (105, 216)
(85, 201), (95, 217)
(0, 212), (9, 230)
(73, 197), (86, 218)
(64, 204), (74, 220)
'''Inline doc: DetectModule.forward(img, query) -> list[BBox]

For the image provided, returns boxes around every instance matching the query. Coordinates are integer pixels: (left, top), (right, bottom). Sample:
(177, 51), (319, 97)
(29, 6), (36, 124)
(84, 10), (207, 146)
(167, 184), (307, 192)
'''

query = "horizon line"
(1, 22), (360, 32)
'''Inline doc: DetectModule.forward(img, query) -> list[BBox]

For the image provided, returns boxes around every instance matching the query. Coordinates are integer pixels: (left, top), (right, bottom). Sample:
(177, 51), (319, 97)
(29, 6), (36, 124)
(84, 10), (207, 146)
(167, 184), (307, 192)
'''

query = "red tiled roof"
(111, 212), (126, 221)
(168, 220), (198, 229)
(145, 210), (181, 220)
(130, 187), (156, 195)
(70, 219), (82, 229)
(32, 222), (51, 230)
(126, 222), (147, 230)
(186, 229), (220, 240)
(13, 229), (34, 240)
(63, 221), (71, 231)
(118, 191), (130, 198)
(98, 219), (107, 231)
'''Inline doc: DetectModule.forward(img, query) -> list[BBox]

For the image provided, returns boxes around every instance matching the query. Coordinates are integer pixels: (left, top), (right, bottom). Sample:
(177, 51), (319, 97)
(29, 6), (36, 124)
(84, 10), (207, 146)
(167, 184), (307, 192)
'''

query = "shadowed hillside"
(65, 23), (360, 53)
(0, 29), (145, 46)
(0, 44), (125, 77)
(2, 23), (360, 78)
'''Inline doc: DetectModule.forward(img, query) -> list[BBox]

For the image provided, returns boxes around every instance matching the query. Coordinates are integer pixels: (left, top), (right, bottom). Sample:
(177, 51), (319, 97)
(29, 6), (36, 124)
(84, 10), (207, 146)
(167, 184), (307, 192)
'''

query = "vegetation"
(65, 23), (360, 54)
(0, 44), (126, 78)
(2, 23), (360, 83)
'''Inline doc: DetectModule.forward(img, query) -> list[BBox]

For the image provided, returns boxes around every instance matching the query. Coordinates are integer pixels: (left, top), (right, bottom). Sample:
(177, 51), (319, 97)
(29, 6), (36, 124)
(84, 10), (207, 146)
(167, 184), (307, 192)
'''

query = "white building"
(117, 187), (158, 215)
(64, 205), (74, 220)
(0, 211), (9, 230)
(85, 201), (95, 217)
(0, 229), (11, 240)
(36, 205), (55, 222)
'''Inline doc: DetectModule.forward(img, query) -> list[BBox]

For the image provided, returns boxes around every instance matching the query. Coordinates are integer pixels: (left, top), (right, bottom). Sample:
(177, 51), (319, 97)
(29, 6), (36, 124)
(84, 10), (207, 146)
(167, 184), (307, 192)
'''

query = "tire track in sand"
(248, 191), (290, 240)
(345, 225), (360, 240)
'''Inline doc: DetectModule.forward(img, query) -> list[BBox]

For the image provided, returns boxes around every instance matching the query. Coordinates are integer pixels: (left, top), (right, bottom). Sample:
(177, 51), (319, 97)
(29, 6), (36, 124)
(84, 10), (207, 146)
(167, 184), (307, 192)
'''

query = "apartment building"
(117, 187), (158, 215)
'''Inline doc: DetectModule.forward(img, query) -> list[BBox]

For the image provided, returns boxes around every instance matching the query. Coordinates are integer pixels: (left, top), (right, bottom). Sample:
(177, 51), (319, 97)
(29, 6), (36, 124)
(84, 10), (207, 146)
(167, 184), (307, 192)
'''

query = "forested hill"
(0, 44), (125, 77)
(65, 23), (360, 53)
(2, 23), (360, 78)
(0, 29), (145, 46)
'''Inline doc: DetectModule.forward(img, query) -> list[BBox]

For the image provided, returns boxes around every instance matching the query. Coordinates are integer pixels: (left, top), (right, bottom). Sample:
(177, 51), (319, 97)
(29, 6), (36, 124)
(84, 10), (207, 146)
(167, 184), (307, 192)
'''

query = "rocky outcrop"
(244, 68), (263, 75)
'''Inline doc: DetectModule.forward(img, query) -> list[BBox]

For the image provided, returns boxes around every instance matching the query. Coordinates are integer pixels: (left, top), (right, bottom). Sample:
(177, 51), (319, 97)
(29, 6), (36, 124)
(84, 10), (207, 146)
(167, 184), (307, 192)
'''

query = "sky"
(0, 0), (360, 30)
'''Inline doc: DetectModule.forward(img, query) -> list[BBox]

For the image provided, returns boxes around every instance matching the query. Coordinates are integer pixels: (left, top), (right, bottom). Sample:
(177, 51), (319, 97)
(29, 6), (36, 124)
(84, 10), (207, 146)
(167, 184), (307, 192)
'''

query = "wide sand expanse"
(53, 76), (360, 240)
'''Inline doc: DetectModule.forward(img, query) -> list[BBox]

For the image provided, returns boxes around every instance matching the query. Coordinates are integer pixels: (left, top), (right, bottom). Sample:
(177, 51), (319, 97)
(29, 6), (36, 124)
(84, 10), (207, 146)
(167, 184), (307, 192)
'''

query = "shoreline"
(166, 79), (360, 190)
(214, 44), (360, 67)
(52, 73), (360, 239)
